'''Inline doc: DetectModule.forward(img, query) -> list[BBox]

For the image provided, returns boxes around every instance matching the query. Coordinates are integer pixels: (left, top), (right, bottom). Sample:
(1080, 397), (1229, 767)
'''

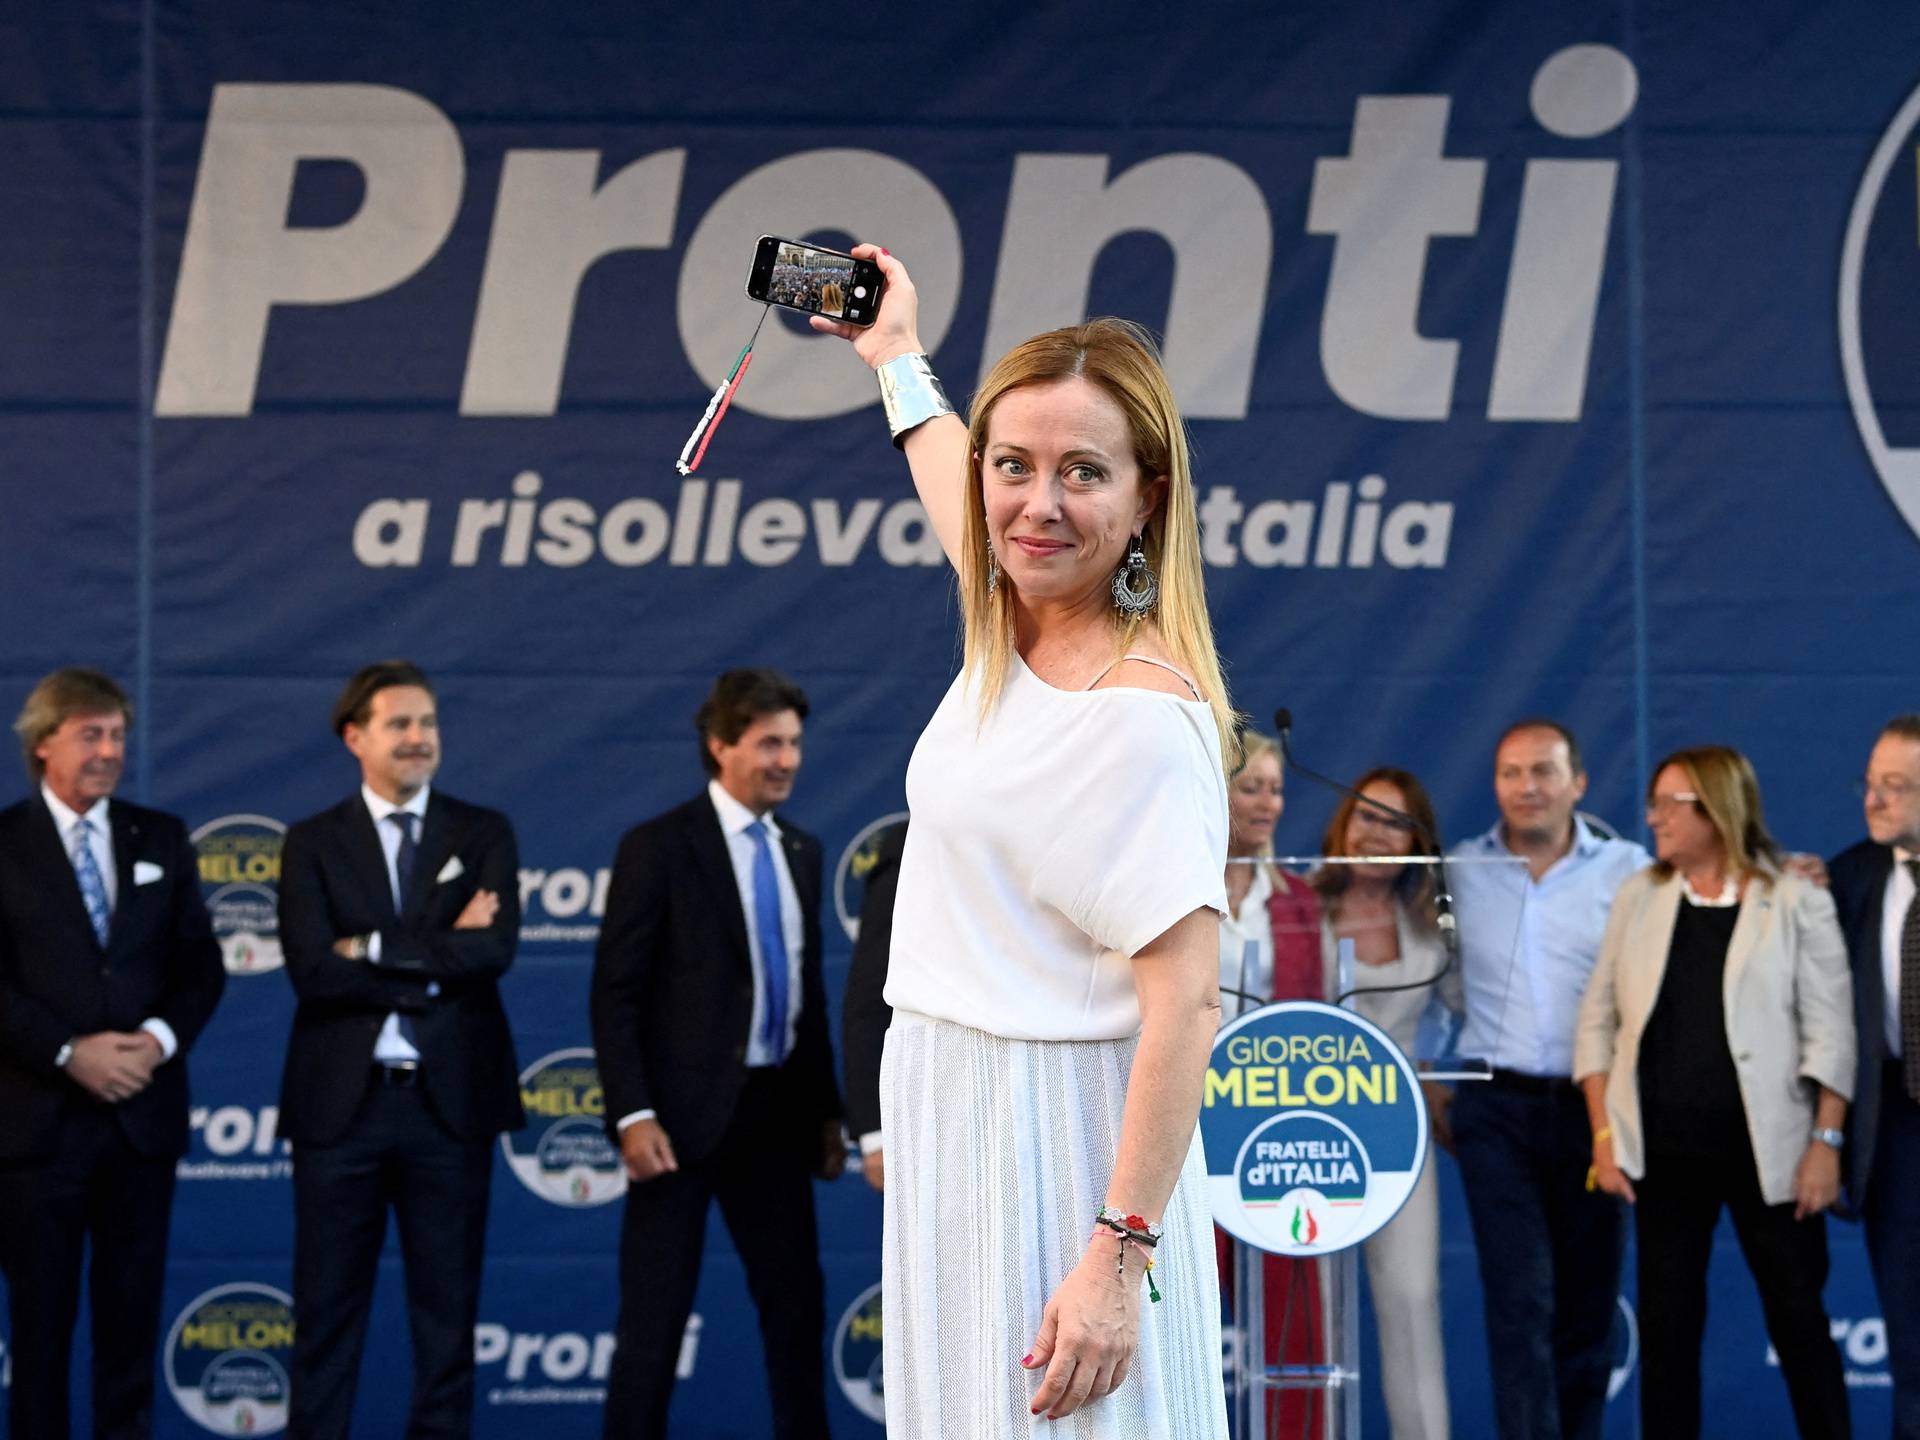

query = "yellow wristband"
(1593, 1127), (1613, 1144)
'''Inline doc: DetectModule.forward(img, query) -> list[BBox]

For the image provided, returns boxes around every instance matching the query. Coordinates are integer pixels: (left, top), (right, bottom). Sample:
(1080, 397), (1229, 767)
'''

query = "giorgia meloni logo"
(1201, 1002), (1426, 1257)
(191, 814), (286, 975)
(501, 1047), (625, 1207)
(164, 1282), (294, 1434)
(1841, 76), (1920, 542)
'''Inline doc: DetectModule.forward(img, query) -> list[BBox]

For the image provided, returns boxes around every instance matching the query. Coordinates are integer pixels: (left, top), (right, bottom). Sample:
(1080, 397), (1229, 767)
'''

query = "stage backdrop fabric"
(0, 1), (1913, 1434)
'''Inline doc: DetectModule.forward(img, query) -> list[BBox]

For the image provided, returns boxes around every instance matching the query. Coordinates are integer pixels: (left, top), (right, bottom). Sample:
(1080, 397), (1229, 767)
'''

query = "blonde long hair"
(956, 318), (1237, 764)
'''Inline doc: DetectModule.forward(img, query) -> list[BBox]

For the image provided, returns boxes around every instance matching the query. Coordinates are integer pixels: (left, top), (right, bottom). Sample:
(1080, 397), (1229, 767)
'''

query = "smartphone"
(746, 235), (885, 326)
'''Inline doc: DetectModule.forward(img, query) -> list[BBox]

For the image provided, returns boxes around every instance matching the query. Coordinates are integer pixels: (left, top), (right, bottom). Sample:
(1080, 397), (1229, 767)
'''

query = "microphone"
(1274, 706), (1461, 1003)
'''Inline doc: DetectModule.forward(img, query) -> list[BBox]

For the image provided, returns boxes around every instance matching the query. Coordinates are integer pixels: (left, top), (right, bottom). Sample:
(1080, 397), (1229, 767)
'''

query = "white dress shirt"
(41, 784), (177, 1060)
(1881, 847), (1914, 1058)
(616, 781), (805, 1133)
(361, 783), (430, 1065)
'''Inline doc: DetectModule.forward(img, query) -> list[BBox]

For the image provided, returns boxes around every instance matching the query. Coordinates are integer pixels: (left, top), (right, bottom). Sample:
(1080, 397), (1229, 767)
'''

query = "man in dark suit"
(278, 660), (524, 1439)
(842, 818), (906, 1192)
(591, 668), (845, 1440)
(0, 667), (225, 1438)
(1833, 713), (1920, 1439)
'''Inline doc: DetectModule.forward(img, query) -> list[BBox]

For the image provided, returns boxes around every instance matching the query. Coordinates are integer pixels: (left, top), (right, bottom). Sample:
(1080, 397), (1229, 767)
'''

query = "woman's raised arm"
(810, 245), (968, 567)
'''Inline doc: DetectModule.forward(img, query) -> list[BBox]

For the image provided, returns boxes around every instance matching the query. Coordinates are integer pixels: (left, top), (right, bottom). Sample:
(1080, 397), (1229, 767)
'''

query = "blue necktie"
(386, 812), (422, 1049)
(70, 817), (111, 947)
(746, 821), (790, 1060)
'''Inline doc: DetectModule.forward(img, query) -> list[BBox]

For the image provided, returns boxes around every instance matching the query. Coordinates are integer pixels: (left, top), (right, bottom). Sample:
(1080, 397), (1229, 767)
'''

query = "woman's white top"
(1219, 861), (1275, 1021)
(885, 653), (1229, 1041)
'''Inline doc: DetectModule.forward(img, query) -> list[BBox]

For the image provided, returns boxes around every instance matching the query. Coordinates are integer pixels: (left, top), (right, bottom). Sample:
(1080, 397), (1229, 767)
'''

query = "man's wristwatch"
(1811, 1126), (1846, 1150)
(53, 1040), (73, 1069)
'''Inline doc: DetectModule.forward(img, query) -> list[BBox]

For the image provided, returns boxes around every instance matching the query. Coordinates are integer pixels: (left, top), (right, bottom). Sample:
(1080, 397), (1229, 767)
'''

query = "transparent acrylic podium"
(1217, 853), (1527, 1440)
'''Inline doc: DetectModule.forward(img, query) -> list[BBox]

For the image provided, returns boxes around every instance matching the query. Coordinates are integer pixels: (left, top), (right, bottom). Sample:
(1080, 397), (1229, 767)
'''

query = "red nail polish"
(881, 247), (890, 256)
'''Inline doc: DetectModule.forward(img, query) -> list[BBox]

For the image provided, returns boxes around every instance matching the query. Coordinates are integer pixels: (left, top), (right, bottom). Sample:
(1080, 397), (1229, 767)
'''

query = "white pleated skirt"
(880, 1010), (1229, 1439)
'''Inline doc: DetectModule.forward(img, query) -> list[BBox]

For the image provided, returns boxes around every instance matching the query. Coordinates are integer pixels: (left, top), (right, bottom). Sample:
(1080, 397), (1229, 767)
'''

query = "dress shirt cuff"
(858, 1130), (885, 1156)
(140, 1018), (179, 1063)
(366, 931), (383, 963)
(616, 1110), (656, 1131)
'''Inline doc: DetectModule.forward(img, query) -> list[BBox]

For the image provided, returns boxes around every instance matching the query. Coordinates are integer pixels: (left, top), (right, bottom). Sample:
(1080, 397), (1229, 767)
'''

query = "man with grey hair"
(0, 666), (225, 1438)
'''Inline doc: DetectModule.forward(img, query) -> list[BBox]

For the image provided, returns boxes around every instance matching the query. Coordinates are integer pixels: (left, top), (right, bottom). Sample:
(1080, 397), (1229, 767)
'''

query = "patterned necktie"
(1902, 859), (1920, 1103)
(746, 821), (791, 1060)
(386, 812), (422, 1049)
(70, 816), (111, 947)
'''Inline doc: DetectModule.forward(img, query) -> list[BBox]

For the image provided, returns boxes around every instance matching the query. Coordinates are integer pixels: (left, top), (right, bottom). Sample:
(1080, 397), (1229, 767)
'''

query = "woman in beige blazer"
(1575, 746), (1853, 1440)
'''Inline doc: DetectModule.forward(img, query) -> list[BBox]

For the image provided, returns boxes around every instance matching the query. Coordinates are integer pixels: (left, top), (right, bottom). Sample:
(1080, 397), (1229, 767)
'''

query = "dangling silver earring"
(985, 541), (1000, 596)
(1112, 533), (1158, 617)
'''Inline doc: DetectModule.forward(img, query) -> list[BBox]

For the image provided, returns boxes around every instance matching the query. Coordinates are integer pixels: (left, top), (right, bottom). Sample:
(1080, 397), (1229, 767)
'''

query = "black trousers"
(1864, 1065), (1920, 1440)
(1452, 1078), (1627, 1440)
(1635, 1146), (1849, 1440)
(0, 1104), (176, 1440)
(602, 1070), (829, 1440)
(288, 1078), (494, 1440)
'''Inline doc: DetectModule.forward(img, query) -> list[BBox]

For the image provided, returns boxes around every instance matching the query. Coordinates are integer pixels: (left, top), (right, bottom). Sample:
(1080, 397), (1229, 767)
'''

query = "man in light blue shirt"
(1443, 719), (1648, 1440)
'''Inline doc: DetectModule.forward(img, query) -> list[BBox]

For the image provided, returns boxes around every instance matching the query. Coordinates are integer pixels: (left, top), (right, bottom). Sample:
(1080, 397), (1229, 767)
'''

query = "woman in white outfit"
(1314, 768), (1460, 1440)
(814, 248), (1234, 1437)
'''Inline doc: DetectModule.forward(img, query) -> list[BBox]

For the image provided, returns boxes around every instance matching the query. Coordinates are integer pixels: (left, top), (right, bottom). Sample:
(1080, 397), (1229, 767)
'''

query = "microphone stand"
(1274, 707), (1461, 1009)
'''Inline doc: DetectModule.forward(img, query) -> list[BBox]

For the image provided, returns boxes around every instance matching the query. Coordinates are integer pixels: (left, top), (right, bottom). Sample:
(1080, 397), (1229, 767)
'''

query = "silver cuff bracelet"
(877, 352), (955, 446)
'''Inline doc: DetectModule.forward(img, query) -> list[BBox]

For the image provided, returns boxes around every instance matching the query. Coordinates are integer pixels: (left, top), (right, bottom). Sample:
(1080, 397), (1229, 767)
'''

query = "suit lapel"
(688, 797), (752, 969)
(1859, 848), (1895, 1057)
(343, 799), (400, 923)
(105, 802), (143, 950)
(1636, 878), (1685, 1015)
(1721, 874), (1771, 1000)
(29, 798), (104, 951)
(780, 824), (815, 951)
(405, 796), (450, 922)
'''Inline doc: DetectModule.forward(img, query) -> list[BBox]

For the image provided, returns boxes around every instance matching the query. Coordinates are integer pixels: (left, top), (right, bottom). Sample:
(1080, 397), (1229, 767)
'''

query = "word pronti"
(157, 45), (1634, 424)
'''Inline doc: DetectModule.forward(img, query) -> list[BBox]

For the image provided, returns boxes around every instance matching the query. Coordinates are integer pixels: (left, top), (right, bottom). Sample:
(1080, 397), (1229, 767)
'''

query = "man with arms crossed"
(278, 660), (524, 1438)
(592, 668), (845, 1440)
(1443, 720), (1648, 1440)
(0, 667), (225, 1438)
(1831, 714), (1920, 1439)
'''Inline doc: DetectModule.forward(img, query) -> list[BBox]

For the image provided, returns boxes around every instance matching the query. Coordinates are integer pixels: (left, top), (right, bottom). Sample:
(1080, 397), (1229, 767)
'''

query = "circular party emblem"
(164, 1282), (294, 1434)
(1841, 75), (1920, 545)
(1201, 1002), (1426, 1257)
(500, 1048), (626, 1208)
(831, 1281), (886, 1424)
(190, 815), (287, 975)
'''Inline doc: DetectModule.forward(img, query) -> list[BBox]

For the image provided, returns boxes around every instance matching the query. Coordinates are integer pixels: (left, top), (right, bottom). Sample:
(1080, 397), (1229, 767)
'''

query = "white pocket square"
(133, 861), (164, 886)
(436, 855), (466, 884)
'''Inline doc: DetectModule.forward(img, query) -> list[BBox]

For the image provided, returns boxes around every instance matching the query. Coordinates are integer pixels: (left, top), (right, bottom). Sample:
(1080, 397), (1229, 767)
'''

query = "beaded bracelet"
(1088, 1227), (1161, 1303)
(1093, 1207), (1162, 1248)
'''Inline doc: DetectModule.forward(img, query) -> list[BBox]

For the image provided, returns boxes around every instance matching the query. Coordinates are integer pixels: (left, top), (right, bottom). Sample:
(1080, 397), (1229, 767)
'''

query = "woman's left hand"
(1792, 1139), (1842, 1220)
(1023, 1244), (1140, 1419)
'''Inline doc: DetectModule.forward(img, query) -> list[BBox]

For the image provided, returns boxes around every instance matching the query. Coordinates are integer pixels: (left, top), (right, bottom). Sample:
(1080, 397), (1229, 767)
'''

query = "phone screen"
(748, 237), (882, 325)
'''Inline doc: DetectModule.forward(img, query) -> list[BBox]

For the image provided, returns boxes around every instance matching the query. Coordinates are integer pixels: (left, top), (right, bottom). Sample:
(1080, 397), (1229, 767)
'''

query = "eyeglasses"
(1856, 777), (1920, 802)
(1645, 791), (1700, 817)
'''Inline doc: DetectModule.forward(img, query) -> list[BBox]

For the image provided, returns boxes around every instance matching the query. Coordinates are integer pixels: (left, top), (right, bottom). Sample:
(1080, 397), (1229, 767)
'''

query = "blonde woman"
(1576, 746), (1853, 1439)
(816, 248), (1232, 1437)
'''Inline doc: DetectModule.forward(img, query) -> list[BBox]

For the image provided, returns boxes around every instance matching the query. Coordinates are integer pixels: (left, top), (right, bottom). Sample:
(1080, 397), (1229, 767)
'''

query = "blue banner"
(1, 0), (1912, 1432)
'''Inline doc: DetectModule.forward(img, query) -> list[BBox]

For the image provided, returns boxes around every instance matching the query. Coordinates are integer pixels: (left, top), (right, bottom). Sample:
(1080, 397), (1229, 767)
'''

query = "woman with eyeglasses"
(1575, 746), (1855, 1439)
(1313, 768), (1460, 1440)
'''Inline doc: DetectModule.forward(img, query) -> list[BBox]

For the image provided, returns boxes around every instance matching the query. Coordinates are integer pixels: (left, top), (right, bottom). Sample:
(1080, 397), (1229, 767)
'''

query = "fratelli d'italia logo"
(191, 815), (286, 975)
(1842, 76), (1920, 543)
(164, 1282), (294, 1434)
(501, 1047), (625, 1207)
(833, 811), (908, 943)
(1202, 1002), (1425, 1257)
(832, 1281), (885, 1424)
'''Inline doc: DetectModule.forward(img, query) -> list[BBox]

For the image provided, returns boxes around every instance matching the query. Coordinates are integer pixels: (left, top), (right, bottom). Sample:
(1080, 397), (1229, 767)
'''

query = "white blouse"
(885, 654), (1229, 1041)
